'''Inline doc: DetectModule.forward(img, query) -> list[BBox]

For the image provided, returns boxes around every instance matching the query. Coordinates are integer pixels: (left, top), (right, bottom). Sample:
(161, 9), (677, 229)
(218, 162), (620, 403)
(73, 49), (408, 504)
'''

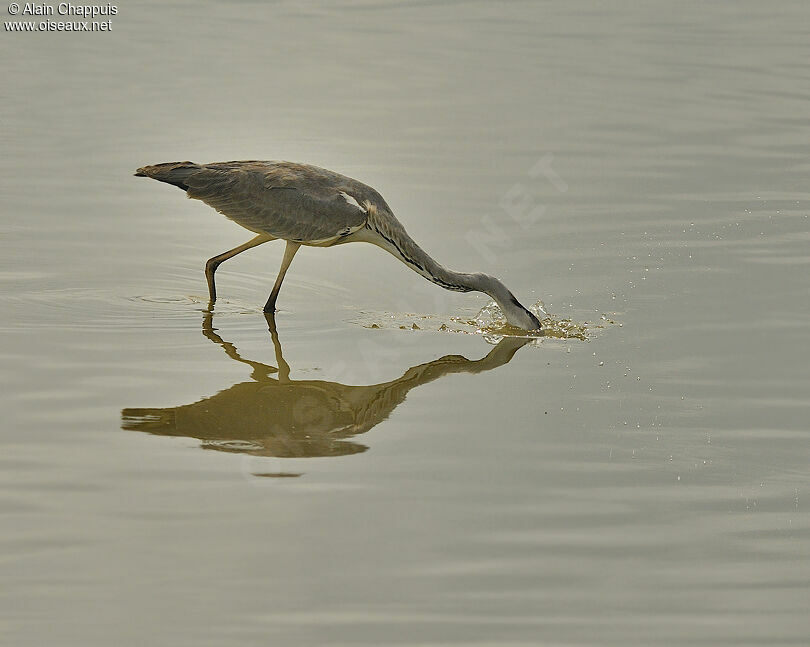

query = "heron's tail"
(134, 161), (201, 190)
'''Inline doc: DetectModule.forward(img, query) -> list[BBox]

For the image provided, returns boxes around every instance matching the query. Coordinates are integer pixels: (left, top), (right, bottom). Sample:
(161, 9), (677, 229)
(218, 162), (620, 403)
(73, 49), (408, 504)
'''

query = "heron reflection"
(122, 312), (530, 459)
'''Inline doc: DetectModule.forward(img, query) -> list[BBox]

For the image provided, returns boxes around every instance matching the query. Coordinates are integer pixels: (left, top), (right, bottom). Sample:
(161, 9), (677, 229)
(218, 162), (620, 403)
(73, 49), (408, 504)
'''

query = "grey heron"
(135, 161), (542, 330)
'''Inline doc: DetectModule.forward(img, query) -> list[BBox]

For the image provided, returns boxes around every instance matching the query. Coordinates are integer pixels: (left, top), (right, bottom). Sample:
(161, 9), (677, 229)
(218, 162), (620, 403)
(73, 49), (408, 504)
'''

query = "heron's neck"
(363, 213), (541, 330)
(362, 212), (472, 292)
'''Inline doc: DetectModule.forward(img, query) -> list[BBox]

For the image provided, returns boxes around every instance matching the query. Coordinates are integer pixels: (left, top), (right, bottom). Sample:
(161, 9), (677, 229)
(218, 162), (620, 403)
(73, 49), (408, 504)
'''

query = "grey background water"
(1, 2), (809, 645)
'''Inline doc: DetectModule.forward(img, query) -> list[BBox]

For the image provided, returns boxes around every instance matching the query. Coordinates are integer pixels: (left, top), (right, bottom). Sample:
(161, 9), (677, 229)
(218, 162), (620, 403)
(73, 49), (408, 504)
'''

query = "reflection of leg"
(202, 309), (278, 380)
(263, 241), (301, 313)
(205, 234), (274, 304)
(264, 311), (291, 383)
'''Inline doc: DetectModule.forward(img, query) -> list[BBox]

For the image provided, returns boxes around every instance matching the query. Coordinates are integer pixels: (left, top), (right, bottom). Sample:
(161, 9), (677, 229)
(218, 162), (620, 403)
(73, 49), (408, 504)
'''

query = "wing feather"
(183, 161), (375, 243)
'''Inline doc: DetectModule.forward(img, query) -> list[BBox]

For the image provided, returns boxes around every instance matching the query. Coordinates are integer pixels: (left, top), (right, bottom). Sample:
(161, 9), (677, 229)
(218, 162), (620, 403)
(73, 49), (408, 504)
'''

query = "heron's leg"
(263, 241), (301, 313)
(205, 234), (274, 303)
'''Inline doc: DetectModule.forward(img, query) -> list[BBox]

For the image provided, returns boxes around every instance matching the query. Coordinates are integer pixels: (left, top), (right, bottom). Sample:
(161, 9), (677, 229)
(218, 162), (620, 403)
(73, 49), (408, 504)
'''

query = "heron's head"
(469, 273), (542, 331)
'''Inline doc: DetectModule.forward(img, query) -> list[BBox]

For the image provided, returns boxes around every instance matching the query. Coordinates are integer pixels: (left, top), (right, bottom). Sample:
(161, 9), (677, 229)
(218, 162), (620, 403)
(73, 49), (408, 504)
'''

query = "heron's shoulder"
(263, 162), (392, 209)
(194, 161), (393, 211)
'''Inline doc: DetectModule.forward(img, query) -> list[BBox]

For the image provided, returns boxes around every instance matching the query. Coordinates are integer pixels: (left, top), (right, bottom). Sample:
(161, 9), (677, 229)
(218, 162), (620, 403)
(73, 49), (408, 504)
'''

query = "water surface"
(1, 2), (809, 645)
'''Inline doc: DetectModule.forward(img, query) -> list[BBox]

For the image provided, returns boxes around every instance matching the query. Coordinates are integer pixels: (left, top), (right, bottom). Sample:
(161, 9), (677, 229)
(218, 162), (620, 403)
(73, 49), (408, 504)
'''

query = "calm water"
(2, 2), (809, 645)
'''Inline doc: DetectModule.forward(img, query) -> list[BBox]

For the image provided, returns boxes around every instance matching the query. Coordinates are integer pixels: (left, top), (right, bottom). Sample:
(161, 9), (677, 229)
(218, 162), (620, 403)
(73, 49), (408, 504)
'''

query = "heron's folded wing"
(184, 166), (369, 242)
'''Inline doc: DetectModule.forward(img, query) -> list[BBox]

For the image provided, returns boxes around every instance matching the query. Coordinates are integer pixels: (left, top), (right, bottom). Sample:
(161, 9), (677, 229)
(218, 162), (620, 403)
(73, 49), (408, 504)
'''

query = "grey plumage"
(136, 161), (379, 242)
(135, 160), (542, 330)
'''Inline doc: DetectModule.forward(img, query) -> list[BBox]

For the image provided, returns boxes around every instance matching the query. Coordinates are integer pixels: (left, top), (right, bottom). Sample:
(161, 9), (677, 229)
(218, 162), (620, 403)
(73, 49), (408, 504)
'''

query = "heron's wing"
(183, 162), (370, 242)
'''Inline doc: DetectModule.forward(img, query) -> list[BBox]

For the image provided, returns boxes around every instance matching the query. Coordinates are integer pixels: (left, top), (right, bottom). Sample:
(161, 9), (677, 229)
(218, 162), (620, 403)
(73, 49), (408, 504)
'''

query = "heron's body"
(135, 160), (542, 330)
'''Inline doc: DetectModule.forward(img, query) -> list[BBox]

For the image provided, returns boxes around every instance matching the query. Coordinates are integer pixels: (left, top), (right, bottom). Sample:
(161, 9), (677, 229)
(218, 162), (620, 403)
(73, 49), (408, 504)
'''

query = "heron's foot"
(263, 292), (280, 313)
(205, 259), (220, 302)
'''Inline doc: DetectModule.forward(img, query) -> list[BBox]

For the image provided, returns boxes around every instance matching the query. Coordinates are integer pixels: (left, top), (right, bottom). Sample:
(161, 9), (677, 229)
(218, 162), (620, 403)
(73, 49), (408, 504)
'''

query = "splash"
(458, 300), (593, 342)
(353, 300), (612, 342)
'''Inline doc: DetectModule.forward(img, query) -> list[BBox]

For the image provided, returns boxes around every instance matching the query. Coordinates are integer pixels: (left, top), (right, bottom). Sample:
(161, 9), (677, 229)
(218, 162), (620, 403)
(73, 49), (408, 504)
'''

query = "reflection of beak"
(486, 335), (532, 365)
